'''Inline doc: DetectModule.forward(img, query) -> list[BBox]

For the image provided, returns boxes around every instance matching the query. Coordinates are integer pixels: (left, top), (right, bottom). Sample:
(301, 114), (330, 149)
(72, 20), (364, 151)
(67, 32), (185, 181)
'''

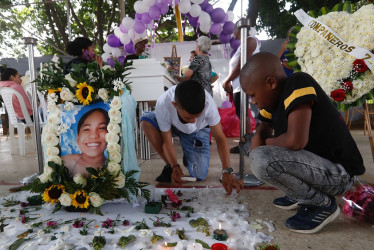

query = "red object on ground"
(218, 102), (256, 138)
(211, 243), (228, 250)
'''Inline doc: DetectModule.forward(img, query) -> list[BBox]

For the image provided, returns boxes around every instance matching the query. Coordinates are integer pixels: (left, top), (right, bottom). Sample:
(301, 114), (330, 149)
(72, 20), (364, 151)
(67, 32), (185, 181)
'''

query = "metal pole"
(20, 37), (43, 185)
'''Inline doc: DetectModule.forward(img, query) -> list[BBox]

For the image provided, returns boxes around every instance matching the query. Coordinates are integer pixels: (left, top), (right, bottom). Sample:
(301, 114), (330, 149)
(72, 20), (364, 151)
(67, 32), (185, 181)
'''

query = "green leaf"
(331, 3), (343, 12)
(343, 1), (352, 13)
(9, 238), (26, 250)
(319, 6), (330, 15)
(195, 239), (210, 249)
(308, 10), (317, 18)
(86, 167), (98, 176)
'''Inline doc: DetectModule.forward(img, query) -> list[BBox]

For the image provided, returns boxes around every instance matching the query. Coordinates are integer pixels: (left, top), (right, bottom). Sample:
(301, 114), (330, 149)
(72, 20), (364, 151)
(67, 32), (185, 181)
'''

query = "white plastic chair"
(24, 83), (48, 123)
(0, 87), (38, 155)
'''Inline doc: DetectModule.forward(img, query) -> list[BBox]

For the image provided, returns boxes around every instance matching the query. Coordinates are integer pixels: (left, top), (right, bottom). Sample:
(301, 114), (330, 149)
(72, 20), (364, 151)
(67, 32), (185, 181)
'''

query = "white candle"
(186, 242), (203, 250)
(159, 241), (175, 250)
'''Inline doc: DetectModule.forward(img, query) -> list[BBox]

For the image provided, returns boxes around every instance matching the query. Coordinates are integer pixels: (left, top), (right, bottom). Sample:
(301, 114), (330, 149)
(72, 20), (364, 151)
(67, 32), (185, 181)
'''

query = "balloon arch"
(102, 0), (241, 66)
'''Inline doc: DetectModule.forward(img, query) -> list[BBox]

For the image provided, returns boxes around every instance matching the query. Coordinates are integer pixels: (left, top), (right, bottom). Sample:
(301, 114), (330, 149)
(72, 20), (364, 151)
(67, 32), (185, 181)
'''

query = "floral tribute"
(342, 184), (374, 224)
(287, 1), (374, 110)
(24, 57), (150, 214)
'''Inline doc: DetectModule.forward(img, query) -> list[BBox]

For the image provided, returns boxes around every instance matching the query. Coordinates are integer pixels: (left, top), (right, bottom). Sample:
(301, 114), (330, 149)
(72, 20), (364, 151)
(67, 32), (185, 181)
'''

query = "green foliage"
(118, 235), (136, 248)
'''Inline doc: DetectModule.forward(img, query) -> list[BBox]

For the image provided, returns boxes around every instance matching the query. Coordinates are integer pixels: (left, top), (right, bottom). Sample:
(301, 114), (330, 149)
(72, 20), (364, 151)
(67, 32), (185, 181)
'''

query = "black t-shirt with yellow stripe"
(258, 72), (365, 177)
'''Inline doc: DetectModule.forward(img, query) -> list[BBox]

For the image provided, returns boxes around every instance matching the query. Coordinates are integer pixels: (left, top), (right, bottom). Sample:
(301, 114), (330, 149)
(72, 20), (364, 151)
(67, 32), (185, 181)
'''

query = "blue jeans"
(140, 112), (210, 180)
(249, 146), (354, 206)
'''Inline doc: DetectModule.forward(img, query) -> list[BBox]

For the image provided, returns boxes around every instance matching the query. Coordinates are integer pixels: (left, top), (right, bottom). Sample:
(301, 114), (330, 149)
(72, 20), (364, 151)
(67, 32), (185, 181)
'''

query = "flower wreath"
(286, 1), (374, 110)
(24, 57), (150, 214)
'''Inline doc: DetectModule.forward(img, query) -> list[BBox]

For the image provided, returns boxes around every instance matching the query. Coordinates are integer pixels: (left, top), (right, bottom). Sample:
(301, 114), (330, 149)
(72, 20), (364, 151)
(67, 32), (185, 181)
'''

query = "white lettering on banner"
(294, 9), (374, 72)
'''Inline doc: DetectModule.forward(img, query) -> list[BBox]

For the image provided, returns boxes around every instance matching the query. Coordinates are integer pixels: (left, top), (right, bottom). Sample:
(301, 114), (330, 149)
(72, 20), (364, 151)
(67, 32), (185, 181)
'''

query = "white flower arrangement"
(288, 2), (374, 110)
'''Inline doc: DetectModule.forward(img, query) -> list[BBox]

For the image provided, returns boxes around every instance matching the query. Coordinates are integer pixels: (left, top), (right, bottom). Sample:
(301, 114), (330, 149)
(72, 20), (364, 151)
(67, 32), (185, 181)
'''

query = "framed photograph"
(163, 57), (182, 77)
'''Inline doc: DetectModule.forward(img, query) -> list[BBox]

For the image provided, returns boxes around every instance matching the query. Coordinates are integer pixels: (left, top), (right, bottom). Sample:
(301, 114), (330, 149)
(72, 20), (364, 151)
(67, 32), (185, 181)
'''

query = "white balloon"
(128, 28), (135, 39)
(122, 17), (135, 29)
(111, 47), (123, 58)
(199, 11), (211, 27)
(189, 4), (201, 17)
(114, 27), (122, 37)
(190, 0), (204, 4)
(227, 11), (234, 22)
(178, 0), (191, 14)
(120, 33), (130, 45)
(199, 24), (210, 34)
(134, 1), (147, 14)
(103, 43), (111, 53)
(144, 0), (155, 8)
(102, 52), (111, 63)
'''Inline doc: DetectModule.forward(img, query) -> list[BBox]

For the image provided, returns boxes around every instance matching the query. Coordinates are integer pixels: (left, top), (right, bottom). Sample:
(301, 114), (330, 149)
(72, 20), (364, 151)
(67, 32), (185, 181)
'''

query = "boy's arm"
(250, 122), (273, 152)
(211, 122), (244, 195)
(160, 130), (185, 185)
(265, 103), (312, 150)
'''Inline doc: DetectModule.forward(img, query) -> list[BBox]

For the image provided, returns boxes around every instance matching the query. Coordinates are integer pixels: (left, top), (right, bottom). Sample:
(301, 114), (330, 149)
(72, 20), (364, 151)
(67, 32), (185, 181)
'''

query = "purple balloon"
(223, 13), (228, 23)
(230, 37), (240, 50)
(210, 23), (221, 35)
(188, 16), (199, 27)
(117, 56), (125, 65)
(135, 13), (143, 20)
(149, 5), (161, 20)
(141, 13), (152, 24)
(200, 0), (209, 10)
(222, 21), (234, 35)
(166, 0), (173, 5)
(120, 23), (128, 33)
(203, 4), (213, 14)
(134, 20), (146, 34)
(125, 41), (135, 54)
(160, 3), (169, 15)
(155, 0), (164, 9)
(230, 49), (236, 58)
(211, 8), (226, 23)
(107, 34), (121, 47)
(219, 33), (231, 44)
(107, 57), (116, 67)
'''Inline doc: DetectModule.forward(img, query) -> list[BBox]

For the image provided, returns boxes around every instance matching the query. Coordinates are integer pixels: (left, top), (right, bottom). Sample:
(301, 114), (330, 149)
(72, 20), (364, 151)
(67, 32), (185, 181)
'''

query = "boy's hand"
(171, 165), (185, 185)
(222, 174), (244, 195)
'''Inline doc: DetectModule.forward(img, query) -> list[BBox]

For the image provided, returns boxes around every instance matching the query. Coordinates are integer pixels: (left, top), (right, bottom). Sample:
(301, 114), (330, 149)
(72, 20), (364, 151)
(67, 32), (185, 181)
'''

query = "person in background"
(0, 67), (33, 123)
(222, 20), (261, 154)
(242, 52), (365, 233)
(175, 36), (213, 96)
(140, 80), (243, 195)
(277, 28), (294, 76)
(126, 37), (148, 61)
(182, 50), (218, 84)
(64, 37), (102, 74)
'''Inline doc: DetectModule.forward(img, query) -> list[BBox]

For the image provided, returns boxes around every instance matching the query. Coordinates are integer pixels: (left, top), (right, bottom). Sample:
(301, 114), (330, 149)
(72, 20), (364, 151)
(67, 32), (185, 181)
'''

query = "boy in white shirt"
(140, 80), (243, 194)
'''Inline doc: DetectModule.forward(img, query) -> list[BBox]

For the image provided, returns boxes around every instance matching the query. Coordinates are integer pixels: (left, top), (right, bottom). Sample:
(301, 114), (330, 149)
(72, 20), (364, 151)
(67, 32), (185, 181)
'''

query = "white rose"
(107, 142), (121, 154)
(89, 192), (104, 207)
(37, 229), (45, 236)
(114, 172), (126, 188)
(73, 173), (87, 187)
(43, 124), (56, 135)
(138, 229), (152, 237)
(102, 65), (113, 71)
(61, 225), (70, 233)
(64, 73), (77, 87)
(47, 113), (61, 125)
(59, 193), (72, 207)
(107, 162), (121, 175)
(110, 96), (122, 110)
(108, 109), (122, 123)
(46, 146), (59, 157)
(47, 155), (62, 165)
(98, 88), (109, 102)
(110, 151), (122, 163)
(105, 132), (120, 143)
(107, 122), (121, 134)
(64, 102), (74, 111)
(43, 166), (54, 175)
(47, 103), (60, 115)
(43, 134), (59, 147)
(60, 87), (75, 101)
(39, 172), (52, 183)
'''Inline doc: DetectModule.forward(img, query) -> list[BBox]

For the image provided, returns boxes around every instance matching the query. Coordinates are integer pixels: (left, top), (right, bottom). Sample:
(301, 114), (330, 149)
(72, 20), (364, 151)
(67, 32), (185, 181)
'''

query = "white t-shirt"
(155, 85), (220, 134)
(229, 36), (261, 93)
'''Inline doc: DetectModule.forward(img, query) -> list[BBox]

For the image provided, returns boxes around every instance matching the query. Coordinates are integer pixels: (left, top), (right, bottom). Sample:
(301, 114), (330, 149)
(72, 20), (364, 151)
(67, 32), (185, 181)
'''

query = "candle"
(211, 243), (228, 250)
(186, 242), (203, 250)
(213, 222), (227, 241)
(158, 241), (174, 250)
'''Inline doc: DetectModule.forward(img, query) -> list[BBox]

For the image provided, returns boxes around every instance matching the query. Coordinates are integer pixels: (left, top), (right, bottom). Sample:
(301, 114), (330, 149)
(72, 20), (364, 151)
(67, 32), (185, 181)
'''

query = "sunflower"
(76, 82), (94, 105)
(42, 184), (65, 204)
(47, 88), (62, 95)
(71, 190), (90, 208)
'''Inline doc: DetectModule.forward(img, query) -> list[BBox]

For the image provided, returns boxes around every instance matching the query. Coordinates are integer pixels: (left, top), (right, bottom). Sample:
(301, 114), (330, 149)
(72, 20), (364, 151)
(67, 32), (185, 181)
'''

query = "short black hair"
(66, 37), (93, 57)
(77, 108), (109, 135)
(1, 67), (18, 81)
(175, 80), (205, 114)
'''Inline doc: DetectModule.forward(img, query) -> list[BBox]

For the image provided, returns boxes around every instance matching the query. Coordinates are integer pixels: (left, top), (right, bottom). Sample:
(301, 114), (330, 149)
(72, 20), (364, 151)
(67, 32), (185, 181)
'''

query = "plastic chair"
(0, 87), (38, 155)
(24, 83), (48, 123)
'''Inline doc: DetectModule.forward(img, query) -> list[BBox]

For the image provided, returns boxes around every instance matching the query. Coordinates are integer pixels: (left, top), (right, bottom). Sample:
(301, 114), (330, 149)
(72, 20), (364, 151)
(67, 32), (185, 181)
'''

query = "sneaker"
(285, 198), (340, 234)
(273, 196), (299, 210)
(155, 164), (172, 182)
(230, 145), (240, 154)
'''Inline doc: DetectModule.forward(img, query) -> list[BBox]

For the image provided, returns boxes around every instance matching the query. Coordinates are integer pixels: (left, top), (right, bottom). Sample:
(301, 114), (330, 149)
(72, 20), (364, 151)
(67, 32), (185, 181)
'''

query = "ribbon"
(295, 9), (374, 73)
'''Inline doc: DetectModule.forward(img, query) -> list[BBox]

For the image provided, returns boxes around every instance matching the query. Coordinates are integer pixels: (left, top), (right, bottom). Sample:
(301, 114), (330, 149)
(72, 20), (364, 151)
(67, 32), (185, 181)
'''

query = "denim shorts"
(140, 111), (210, 180)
